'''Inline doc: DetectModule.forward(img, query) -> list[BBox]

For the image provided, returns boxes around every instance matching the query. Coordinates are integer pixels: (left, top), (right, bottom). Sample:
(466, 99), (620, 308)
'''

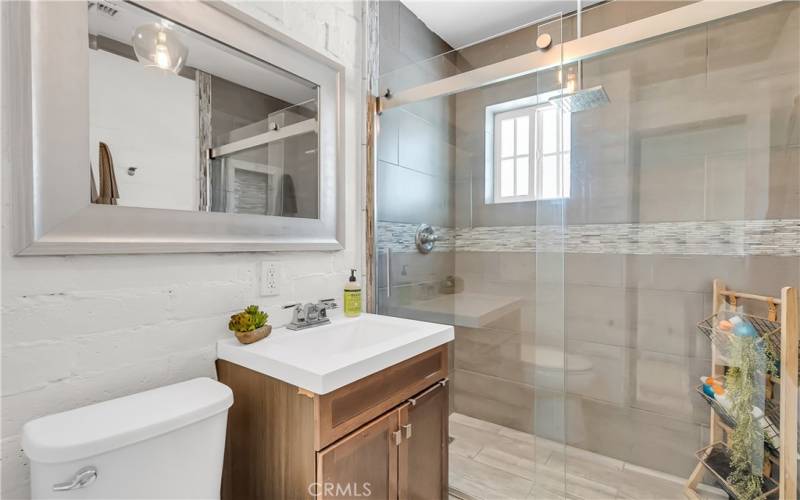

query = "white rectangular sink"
(216, 311), (454, 394)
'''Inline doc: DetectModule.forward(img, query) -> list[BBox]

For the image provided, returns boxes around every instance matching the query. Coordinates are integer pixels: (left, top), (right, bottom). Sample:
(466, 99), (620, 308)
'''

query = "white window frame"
(489, 99), (570, 204)
(493, 107), (534, 203)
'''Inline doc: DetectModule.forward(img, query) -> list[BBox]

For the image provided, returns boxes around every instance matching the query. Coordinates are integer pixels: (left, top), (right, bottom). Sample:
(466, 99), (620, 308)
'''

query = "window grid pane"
(500, 158), (514, 197)
(516, 116), (529, 156)
(516, 156), (529, 196)
(501, 119), (515, 158)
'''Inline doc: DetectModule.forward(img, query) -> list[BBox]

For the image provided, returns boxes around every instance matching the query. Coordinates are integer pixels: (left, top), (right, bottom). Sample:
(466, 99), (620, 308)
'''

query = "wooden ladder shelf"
(685, 280), (798, 500)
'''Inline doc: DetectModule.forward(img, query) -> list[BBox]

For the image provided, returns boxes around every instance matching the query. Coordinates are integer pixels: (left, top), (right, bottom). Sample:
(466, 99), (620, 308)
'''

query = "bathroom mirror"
(89, 2), (320, 218)
(7, 1), (344, 254)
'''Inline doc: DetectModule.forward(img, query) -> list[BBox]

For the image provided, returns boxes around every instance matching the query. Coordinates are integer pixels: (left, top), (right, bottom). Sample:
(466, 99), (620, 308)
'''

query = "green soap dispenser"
(344, 269), (362, 317)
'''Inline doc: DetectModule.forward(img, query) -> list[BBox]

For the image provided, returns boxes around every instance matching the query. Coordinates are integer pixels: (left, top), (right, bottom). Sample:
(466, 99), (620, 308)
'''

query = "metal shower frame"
(376, 0), (781, 112)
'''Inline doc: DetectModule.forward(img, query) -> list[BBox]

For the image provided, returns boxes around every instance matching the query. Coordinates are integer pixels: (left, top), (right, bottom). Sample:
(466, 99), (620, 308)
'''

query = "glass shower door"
(559, 3), (799, 499)
(373, 8), (568, 498)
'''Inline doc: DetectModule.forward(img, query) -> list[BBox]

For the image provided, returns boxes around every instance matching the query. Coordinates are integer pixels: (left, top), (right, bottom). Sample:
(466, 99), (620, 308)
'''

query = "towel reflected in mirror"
(94, 142), (119, 205)
(281, 174), (297, 216)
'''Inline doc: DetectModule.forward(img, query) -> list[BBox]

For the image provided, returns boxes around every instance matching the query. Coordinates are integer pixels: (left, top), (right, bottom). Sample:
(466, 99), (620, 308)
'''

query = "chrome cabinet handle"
(408, 378), (449, 407)
(53, 466), (97, 491)
(402, 423), (413, 439)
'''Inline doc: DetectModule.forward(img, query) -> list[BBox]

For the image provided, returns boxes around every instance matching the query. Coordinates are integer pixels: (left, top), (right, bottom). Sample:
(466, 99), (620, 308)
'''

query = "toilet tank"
(22, 377), (233, 500)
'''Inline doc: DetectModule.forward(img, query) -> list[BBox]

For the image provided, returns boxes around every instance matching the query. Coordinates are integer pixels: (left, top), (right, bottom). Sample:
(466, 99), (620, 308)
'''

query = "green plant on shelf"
(726, 334), (766, 500)
(764, 339), (780, 381)
(228, 305), (268, 333)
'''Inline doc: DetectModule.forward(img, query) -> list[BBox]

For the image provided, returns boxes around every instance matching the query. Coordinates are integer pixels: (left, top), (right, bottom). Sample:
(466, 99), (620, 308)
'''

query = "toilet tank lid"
(22, 377), (233, 464)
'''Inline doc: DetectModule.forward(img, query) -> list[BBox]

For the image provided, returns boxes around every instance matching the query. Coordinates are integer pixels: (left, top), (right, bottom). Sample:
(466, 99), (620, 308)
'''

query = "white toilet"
(22, 377), (233, 499)
(521, 345), (596, 445)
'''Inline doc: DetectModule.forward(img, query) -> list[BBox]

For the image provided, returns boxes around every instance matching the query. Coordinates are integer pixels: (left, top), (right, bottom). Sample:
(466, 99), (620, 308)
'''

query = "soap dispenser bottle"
(344, 269), (362, 317)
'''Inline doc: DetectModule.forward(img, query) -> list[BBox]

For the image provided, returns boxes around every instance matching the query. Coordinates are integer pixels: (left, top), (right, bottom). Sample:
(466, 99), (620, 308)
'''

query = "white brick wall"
(0, 2), (365, 498)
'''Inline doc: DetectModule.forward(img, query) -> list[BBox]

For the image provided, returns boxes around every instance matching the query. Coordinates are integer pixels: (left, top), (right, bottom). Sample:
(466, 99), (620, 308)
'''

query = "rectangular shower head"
(549, 85), (609, 113)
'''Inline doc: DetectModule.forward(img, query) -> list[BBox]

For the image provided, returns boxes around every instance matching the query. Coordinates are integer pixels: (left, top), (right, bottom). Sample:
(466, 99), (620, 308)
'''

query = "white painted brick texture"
(0, 2), (365, 498)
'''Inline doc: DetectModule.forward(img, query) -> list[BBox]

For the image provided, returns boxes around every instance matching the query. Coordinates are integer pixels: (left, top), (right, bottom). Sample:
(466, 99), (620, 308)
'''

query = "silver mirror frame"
(4, 1), (345, 255)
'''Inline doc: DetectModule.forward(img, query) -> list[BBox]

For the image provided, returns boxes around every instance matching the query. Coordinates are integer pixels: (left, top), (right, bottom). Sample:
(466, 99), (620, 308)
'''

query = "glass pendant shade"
(132, 24), (188, 74)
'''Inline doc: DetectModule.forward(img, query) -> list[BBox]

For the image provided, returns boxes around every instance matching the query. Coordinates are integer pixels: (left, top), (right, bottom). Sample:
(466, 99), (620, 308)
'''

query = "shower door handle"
(385, 248), (392, 298)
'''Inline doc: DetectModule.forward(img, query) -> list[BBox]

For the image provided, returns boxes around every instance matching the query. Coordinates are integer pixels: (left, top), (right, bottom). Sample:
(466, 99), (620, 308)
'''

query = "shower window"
(491, 103), (570, 202)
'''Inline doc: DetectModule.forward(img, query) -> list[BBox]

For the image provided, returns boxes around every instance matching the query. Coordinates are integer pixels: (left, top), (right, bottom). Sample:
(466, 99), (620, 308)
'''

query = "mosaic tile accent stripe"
(376, 220), (800, 256)
(376, 223), (455, 252)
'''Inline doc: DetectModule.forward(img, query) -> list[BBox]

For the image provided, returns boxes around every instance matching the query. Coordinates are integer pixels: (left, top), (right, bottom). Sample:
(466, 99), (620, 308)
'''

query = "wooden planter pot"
(234, 325), (272, 345)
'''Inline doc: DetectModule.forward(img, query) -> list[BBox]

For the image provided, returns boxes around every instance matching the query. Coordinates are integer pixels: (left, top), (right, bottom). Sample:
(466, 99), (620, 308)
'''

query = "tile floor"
(448, 413), (727, 500)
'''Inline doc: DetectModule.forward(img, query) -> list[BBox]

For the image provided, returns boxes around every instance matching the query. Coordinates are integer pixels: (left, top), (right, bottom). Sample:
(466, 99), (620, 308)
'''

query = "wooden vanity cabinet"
(216, 344), (449, 500)
(398, 381), (449, 500)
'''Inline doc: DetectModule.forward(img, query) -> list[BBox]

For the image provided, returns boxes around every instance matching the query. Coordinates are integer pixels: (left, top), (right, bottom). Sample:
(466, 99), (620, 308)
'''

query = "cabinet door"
(398, 381), (449, 500)
(316, 410), (399, 500)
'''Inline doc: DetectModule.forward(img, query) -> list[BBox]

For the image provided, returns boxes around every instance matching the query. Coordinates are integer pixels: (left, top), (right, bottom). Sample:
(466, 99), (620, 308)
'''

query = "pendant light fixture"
(132, 23), (188, 74)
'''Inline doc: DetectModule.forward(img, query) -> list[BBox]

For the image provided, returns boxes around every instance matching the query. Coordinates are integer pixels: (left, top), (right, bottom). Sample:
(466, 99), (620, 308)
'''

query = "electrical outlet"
(260, 261), (280, 296)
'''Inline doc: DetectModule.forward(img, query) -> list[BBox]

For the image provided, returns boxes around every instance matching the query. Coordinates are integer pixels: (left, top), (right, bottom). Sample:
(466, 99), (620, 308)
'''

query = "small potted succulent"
(228, 305), (270, 344)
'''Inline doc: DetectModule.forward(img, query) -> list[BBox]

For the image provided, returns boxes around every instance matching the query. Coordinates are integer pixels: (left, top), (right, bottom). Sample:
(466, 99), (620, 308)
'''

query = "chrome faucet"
(285, 299), (337, 330)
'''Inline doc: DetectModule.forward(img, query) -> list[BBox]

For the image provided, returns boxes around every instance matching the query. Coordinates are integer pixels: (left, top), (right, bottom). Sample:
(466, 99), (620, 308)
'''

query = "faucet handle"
(319, 298), (338, 309)
(283, 303), (304, 324)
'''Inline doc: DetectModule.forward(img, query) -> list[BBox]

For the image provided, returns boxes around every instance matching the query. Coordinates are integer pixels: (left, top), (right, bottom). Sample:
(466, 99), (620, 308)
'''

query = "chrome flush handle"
(53, 466), (97, 491)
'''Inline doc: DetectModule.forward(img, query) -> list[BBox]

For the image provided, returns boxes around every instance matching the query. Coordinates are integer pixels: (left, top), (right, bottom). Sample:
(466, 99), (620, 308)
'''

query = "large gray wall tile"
(566, 285), (632, 347)
(565, 254), (624, 287)
(632, 289), (706, 358)
(377, 160), (453, 226)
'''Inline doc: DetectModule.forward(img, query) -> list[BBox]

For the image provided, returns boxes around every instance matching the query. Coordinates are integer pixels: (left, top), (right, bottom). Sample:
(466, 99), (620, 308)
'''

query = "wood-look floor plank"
(450, 434), (483, 459)
(451, 412), (508, 434)
(616, 464), (727, 500)
(450, 454), (534, 499)
(451, 420), (541, 460)
(533, 464), (619, 500)
(449, 413), (726, 500)
(473, 446), (539, 481)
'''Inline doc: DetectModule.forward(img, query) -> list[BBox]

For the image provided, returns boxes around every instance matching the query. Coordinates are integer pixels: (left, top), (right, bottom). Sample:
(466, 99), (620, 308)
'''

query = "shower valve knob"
(415, 224), (442, 254)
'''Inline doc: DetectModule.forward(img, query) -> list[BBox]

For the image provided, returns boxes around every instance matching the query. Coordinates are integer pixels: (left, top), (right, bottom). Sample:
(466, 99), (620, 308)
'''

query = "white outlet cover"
(260, 261), (280, 296)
